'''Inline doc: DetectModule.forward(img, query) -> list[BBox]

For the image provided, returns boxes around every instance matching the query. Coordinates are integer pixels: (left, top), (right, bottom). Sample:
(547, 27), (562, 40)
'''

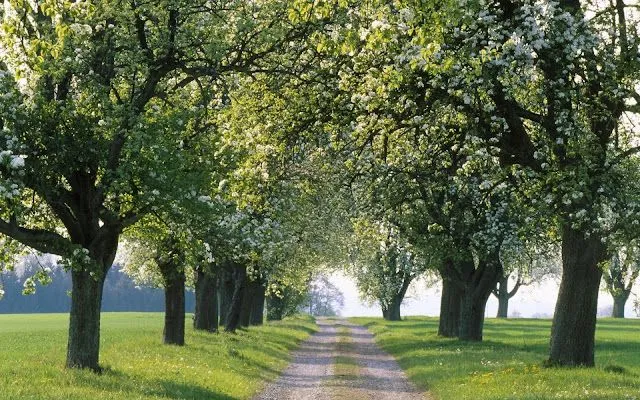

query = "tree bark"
(239, 278), (256, 328)
(612, 294), (628, 318)
(219, 268), (234, 326)
(458, 254), (502, 341)
(438, 276), (463, 337)
(385, 299), (402, 321)
(496, 275), (509, 318)
(224, 265), (246, 333)
(66, 228), (118, 371)
(66, 270), (106, 371)
(250, 284), (266, 326)
(549, 226), (606, 366)
(157, 239), (186, 346)
(194, 267), (218, 332)
(162, 272), (185, 345)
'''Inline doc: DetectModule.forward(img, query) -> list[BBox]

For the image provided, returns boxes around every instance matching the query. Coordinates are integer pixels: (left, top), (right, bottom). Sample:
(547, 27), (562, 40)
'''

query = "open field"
(352, 317), (640, 400)
(0, 313), (316, 399)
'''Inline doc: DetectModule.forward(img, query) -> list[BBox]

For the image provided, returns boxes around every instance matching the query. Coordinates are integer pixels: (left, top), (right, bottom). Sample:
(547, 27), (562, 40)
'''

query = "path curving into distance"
(254, 318), (431, 400)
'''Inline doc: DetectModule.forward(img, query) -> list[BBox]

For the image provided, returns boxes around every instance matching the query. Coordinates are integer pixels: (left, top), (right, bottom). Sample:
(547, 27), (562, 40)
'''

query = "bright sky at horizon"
(329, 272), (639, 319)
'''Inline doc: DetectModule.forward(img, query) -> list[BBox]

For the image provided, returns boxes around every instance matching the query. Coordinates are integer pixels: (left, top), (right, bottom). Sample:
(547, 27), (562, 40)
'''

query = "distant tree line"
(0, 261), (194, 314)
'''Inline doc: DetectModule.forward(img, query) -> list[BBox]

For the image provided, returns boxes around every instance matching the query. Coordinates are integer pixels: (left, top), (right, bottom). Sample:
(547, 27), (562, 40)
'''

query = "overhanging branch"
(0, 218), (69, 255)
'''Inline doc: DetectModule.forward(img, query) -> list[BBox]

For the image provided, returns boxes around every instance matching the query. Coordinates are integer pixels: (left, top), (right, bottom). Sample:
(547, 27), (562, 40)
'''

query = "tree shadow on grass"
(76, 367), (236, 400)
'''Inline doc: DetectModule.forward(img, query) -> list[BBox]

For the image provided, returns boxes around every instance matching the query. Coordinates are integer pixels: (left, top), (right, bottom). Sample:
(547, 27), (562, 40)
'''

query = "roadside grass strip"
(352, 317), (640, 400)
(0, 313), (316, 399)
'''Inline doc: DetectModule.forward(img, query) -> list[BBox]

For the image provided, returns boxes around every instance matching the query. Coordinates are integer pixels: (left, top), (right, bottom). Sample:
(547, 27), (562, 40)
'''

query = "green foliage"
(0, 312), (316, 399)
(355, 317), (640, 400)
(349, 218), (431, 309)
(603, 242), (640, 298)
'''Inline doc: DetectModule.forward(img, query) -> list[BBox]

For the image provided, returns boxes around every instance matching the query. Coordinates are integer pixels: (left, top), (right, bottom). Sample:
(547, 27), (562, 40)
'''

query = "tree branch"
(0, 218), (69, 255)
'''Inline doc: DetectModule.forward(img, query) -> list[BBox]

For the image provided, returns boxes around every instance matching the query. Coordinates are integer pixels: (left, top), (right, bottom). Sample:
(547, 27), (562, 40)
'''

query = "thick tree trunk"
(66, 270), (106, 371)
(612, 293), (629, 318)
(224, 265), (247, 333)
(250, 284), (266, 326)
(66, 227), (118, 372)
(496, 275), (509, 318)
(458, 289), (490, 341)
(458, 254), (502, 341)
(194, 268), (218, 332)
(383, 276), (412, 321)
(267, 295), (285, 321)
(219, 268), (234, 326)
(157, 239), (186, 346)
(385, 299), (402, 321)
(239, 278), (256, 328)
(549, 226), (606, 367)
(438, 277), (463, 337)
(163, 271), (185, 345)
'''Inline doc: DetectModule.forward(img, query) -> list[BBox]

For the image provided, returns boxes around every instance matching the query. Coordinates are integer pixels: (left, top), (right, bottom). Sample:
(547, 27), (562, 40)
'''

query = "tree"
(193, 247), (219, 332)
(494, 239), (560, 318)
(431, 0), (640, 365)
(349, 219), (429, 321)
(123, 223), (198, 346)
(306, 274), (344, 317)
(0, 0), (313, 370)
(603, 243), (640, 318)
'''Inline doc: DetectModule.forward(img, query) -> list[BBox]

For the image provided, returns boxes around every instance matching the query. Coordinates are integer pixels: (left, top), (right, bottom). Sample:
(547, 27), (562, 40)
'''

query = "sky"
(329, 272), (639, 319)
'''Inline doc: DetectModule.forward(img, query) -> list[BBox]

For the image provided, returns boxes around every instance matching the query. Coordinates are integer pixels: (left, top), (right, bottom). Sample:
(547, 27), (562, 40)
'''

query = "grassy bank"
(0, 312), (316, 399)
(352, 317), (640, 400)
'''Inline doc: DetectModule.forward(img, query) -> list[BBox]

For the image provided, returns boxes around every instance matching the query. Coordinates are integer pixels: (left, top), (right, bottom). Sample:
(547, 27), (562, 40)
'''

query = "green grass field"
(0, 313), (316, 399)
(352, 317), (640, 400)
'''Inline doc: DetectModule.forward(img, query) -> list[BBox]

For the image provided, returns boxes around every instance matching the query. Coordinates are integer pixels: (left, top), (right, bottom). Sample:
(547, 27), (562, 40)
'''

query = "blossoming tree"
(0, 0), (312, 371)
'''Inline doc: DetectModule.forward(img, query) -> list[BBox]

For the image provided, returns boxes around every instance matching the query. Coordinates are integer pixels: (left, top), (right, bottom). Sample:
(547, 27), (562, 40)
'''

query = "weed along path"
(255, 318), (430, 400)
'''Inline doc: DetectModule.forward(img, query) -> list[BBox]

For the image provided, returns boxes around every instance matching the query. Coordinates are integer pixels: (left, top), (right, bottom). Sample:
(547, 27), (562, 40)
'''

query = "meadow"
(353, 317), (640, 400)
(0, 313), (316, 399)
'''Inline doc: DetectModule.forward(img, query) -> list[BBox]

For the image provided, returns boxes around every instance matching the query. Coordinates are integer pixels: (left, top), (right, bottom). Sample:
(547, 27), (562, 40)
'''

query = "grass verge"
(351, 317), (640, 400)
(0, 312), (316, 399)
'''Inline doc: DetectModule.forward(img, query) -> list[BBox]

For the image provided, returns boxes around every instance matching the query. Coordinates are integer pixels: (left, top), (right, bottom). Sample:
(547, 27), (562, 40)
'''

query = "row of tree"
(226, 0), (640, 368)
(0, 0), (639, 372)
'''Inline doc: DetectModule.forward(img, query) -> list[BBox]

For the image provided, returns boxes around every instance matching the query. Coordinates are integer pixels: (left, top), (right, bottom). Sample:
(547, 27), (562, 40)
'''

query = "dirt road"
(254, 318), (431, 400)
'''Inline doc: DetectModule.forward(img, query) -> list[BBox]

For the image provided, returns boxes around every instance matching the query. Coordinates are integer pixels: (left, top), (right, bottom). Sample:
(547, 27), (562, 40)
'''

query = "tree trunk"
(385, 299), (402, 321)
(496, 275), (509, 318)
(250, 284), (266, 326)
(66, 227), (118, 372)
(224, 265), (247, 333)
(66, 269), (106, 371)
(239, 278), (255, 328)
(438, 277), (463, 337)
(157, 239), (186, 346)
(194, 267), (218, 332)
(612, 292), (629, 318)
(162, 270), (185, 345)
(219, 268), (234, 326)
(549, 226), (606, 367)
(458, 289), (490, 341)
(267, 294), (286, 321)
(458, 254), (502, 341)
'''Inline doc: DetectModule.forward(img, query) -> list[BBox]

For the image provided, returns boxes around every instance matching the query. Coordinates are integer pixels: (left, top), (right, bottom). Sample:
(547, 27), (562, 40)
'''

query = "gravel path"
(254, 318), (430, 400)
(339, 319), (428, 400)
(254, 318), (337, 400)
